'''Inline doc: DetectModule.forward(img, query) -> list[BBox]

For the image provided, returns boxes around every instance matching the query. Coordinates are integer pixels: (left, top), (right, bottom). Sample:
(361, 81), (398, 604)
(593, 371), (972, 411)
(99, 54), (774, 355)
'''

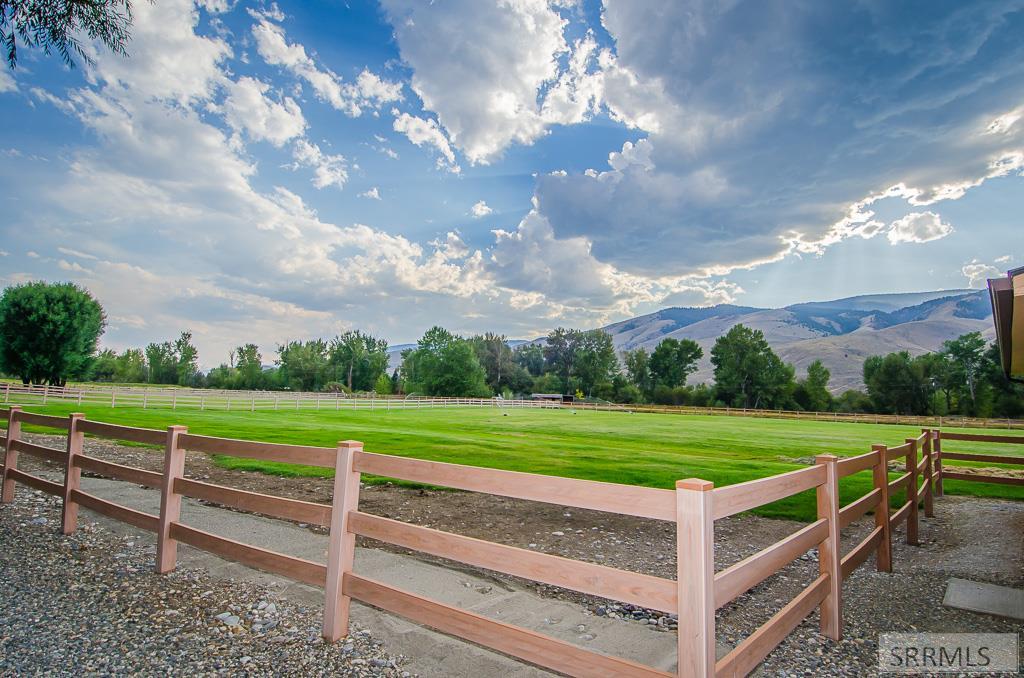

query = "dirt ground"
(13, 433), (1024, 675)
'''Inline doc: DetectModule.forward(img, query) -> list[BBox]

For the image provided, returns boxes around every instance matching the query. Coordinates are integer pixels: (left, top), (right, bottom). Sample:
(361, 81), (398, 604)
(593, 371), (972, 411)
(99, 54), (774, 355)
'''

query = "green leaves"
(401, 326), (489, 397)
(0, 280), (105, 385)
(710, 324), (794, 409)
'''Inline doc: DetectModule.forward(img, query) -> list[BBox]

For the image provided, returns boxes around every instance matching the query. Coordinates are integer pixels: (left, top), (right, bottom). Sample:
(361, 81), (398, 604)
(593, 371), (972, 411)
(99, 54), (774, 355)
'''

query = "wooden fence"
(1, 407), (1020, 676)
(5, 382), (1024, 430)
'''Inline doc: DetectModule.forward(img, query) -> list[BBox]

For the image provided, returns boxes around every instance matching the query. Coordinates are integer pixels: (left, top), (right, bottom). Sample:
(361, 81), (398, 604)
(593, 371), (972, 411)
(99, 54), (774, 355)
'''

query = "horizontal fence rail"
(5, 382), (1024, 430)
(1, 406), (1022, 676)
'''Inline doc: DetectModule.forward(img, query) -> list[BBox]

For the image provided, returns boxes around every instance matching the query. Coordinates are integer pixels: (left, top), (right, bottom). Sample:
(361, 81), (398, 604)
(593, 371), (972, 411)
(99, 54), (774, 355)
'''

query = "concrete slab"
(943, 577), (1024, 621)
(47, 474), (693, 676)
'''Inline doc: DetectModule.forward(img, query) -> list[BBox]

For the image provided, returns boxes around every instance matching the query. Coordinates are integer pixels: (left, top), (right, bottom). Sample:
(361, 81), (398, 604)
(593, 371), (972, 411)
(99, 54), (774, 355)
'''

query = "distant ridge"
(599, 289), (992, 393)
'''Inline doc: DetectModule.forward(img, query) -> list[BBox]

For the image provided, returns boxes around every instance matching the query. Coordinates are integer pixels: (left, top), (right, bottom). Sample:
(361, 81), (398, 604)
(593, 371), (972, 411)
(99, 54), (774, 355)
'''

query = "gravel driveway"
(0, 490), (409, 677)
(4, 433), (1023, 676)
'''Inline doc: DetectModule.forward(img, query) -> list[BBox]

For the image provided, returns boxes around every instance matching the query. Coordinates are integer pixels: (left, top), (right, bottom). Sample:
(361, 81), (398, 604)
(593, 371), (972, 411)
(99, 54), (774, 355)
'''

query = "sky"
(1, 0), (1023, 367)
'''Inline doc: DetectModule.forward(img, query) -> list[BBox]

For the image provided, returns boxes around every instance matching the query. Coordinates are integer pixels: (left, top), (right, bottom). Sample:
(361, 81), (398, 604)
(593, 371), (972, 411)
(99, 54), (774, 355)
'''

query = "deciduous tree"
(0, 281), (105, 385)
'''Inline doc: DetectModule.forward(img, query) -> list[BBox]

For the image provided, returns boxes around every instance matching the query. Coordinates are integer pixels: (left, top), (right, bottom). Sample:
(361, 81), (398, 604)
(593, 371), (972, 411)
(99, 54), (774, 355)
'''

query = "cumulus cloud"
(291, 140), (347, 190)
(222, 77), (305, 146)
(380, 0), (570, 163)
(392, 112), (460, 172)
(359, 187), (381, 200)
(886, 212), (954, 244)
(962, 260), (1001, 288)
(251, 17), (401, 117)
(12, 0), (712, 360)
(521, 1), (1024, 277)
(470, 200), (492, 217)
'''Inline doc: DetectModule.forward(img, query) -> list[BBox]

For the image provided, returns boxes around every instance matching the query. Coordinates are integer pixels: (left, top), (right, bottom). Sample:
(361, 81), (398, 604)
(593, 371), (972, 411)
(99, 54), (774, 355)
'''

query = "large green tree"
(940, 331), (987, 414)
(543, 327), (582, 382)
(471, 333), (530, 394)
(863, 351), (933, 415)
(276, 339), (329, 391)
(234, 343), (264, 389)
(649, 338), (703, 389)
(710, 324), (795, 409)
(0, 281), (105, 385)
(174, 330), (199, 386)
(794, 360), (833, 412)
(573, 330), (618, 397)
(329, 330), (388, 391)
(400, 326), (490, 397)
(513, 343), (545, 377)
(2, 0), (135, 69)
(622, 347), (652, 394)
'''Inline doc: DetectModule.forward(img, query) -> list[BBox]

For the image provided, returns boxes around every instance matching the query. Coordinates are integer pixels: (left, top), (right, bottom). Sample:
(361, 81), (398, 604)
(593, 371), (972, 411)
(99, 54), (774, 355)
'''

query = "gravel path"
(8, 433), (1024, 676)
(0, 490), (410, 677)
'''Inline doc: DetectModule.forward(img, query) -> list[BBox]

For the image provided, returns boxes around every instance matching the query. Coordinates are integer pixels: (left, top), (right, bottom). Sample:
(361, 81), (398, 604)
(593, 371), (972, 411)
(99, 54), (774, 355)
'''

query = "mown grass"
(8, 403), (1023, 521)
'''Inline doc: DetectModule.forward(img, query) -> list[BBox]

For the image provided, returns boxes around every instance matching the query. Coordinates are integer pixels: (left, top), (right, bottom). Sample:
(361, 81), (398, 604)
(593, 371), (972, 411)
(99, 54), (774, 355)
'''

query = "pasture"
(7, 403), (1024, 521)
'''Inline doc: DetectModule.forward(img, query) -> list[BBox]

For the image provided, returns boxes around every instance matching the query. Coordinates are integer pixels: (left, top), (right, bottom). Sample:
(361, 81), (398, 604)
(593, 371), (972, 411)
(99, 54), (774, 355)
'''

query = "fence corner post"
(814, 454), (842, 641)
(156, 425), (188, 573)
(61, 413), (86, 534)
(933, 430), (944, 497)
(323, 440), (363, 643)
(905, 437), (919, 546)
(676, 478), (715, 678)
(921, 430), (934, 518)
(1, 406), (23, 504)
(871, 444), (893, 573)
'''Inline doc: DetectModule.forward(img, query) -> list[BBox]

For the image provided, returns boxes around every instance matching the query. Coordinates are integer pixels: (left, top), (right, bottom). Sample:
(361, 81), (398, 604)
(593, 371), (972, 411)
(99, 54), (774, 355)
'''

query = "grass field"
(7, 403), (1024, 521)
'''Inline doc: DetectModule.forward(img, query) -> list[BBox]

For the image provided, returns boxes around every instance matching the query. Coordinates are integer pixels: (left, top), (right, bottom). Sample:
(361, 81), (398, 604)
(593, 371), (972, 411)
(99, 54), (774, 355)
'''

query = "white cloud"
(57, 247), (98, 260)
(0, 68), (16, 93)
(470, 200), (492, 217)
(380, 0), (570, 163)
(291, 140), (347, 190)
(86, 0), (231, 104)
(392, 112), (460, 172)
(359, 187), (381, 200)
(962, 260), (1001, 288)
(886, 211), (954, 244)
(523, 2), (1024, 278)
(198, 0), (236, 12)
(994, 255), (1014, 264)
(222, 77), (305, 146)
(251, 18), (401, 117)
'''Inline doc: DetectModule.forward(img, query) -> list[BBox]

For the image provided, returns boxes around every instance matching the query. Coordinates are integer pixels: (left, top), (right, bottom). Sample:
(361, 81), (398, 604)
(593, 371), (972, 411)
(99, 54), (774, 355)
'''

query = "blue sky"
(0, 0), (1022, 366)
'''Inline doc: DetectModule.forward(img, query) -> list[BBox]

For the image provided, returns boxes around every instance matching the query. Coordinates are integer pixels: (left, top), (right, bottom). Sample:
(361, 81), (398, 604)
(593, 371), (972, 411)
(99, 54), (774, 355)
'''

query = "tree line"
(0, 281), (1021, 418)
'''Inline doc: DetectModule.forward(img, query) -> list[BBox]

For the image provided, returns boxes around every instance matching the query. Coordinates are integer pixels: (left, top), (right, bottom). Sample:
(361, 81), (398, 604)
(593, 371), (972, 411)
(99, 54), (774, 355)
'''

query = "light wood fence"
(5, 382), (1024, 430)
(1, 407), (1020, 676)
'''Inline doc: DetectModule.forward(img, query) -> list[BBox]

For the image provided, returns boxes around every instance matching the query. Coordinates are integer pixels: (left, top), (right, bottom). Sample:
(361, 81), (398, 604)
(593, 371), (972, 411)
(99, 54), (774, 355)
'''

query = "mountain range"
(601, 289), (993, 393)
(385, 289), (994, 393)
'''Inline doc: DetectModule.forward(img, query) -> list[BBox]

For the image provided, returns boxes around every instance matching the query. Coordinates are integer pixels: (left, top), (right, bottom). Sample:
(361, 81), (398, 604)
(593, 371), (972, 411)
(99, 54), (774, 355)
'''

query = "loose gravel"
(8, 433), (1024, 676)
(0, 489), (410, 677)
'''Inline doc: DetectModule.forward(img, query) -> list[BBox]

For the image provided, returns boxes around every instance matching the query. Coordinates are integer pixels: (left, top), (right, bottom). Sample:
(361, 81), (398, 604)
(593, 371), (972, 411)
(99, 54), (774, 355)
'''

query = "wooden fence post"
(905, 437), (919, 546)
(323, 440), (363, 642)
(1, 406), (23, 503)
(921, 430), (934, 518)
(156, 425), (188, 573)
(933, 430), (943, 497)
(676, 479), (715, 678)
(3, 383), (8, 403)
(871, 445), (893, 573)
(815, 455), (842, 640)
(61, 413), (86, 534)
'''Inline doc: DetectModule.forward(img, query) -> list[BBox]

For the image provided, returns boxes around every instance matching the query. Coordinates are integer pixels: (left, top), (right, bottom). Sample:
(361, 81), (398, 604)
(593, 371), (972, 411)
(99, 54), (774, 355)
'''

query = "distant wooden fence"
(5, 382), (1024, 430)
(1, 406), (1021, 676)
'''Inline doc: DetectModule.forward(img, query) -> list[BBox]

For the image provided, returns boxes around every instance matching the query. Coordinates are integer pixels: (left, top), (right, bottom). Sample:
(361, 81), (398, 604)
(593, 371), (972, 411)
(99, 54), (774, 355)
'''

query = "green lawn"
(7, 403), (1023, 521)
